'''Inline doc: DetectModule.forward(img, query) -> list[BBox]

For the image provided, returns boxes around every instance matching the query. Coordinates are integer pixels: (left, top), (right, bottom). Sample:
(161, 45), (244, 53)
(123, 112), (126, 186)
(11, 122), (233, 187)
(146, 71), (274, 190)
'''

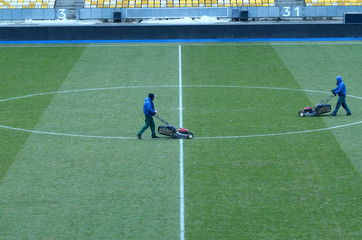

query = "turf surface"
(0, 42), (361, 239)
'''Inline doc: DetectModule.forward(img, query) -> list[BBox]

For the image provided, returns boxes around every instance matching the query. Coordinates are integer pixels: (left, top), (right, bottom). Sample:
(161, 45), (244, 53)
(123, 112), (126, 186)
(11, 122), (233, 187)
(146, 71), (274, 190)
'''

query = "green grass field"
(0, 42), (361, 239)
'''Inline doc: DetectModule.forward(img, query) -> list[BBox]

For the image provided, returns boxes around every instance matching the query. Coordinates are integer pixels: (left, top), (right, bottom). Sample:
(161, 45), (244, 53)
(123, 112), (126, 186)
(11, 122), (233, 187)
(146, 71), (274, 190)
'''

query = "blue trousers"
(332, 95), (351, 115)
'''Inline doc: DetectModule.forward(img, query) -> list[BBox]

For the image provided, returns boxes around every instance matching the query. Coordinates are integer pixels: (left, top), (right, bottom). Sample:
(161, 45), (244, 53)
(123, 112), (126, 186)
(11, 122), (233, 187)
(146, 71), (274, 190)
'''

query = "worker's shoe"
(137, 134), (142, 139)
(330, 113), (336, 116)
(152, 135), (159, 139)
(346, 113), (351, 116)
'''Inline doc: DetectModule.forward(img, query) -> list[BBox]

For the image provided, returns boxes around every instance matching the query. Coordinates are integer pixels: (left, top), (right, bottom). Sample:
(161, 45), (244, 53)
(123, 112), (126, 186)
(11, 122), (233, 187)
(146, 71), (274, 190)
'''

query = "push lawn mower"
(155, 115), (194, 139)
(298, 93), (335, 117)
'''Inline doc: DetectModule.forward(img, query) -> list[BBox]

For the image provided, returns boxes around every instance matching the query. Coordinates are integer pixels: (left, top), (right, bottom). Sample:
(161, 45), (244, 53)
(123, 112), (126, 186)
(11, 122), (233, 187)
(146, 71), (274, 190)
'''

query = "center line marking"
(179, 44), (185, 240)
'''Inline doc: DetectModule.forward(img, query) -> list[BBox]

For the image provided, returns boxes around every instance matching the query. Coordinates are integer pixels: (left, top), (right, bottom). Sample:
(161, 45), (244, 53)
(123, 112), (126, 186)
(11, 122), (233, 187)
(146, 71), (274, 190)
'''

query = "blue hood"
(336, 76), (342, 85)
(332, 76), (347, 96)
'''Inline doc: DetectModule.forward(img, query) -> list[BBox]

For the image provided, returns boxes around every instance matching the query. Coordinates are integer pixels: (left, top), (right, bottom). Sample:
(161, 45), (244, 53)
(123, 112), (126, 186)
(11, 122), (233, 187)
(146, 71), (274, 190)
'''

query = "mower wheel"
(298, 111), (305, 117)
(188, 132), (194, 139)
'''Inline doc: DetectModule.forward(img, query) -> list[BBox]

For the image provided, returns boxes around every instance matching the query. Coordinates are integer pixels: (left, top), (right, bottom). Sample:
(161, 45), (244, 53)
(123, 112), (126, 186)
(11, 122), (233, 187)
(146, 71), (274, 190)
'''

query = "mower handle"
(154, 115), (169, 125)
(320, 93), (336, 105)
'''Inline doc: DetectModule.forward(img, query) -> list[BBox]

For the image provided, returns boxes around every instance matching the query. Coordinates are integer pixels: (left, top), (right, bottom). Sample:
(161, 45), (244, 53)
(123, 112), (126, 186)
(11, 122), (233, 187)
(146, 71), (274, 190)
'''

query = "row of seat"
(306, 0), (362, 5)
(84, 0), (275, 8)
(0, 0), (55, 8)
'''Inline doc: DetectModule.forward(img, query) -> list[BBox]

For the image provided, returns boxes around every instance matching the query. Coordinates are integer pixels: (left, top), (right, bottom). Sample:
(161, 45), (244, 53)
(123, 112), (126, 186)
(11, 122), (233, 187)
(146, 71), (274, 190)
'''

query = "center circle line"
(0, 85), (360, 139)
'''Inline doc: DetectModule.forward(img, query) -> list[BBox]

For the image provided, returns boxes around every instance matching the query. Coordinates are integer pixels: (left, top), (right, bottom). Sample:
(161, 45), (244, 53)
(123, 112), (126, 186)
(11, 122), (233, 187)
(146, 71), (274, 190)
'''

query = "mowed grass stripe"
(273, 43), (362, 174)
(181, 44), (327, 136)
(0, 46), (181, 239)
(0, 47), (86, 184)
(181, 44), (362, 239)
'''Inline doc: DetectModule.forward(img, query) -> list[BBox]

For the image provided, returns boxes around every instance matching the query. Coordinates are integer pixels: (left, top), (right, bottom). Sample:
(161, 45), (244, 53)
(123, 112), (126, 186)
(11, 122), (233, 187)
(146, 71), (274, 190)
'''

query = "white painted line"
(196, 120), (362, 140)
(179, 44), (185, 240)
(0, 124), (135, 139)
(0, 85), (179, 103)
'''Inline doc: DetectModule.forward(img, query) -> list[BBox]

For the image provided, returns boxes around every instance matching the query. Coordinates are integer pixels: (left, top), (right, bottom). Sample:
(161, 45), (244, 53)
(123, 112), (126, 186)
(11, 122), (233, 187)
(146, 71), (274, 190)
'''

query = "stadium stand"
(0, 0), (55, 8)
(83, 0), (275, 7)
(306, 0), (361, 5)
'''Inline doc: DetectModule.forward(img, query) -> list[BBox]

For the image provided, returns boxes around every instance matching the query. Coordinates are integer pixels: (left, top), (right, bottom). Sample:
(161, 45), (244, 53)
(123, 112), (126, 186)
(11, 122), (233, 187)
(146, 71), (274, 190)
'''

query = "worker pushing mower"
(298, 76), (352, 117)
(137, 93), (193, 139)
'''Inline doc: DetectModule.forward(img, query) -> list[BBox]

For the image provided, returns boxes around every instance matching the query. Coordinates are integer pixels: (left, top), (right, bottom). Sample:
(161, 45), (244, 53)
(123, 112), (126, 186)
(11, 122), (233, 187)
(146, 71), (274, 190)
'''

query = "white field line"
(179, 45), (185, 240)
(0, 124), (134, 139)
(196, 120), (362, 140)
(0, 85), (361, 139)
(1, 85), (361, 103)
(0, 85), (178, 103)
(0, 120), (361, 140)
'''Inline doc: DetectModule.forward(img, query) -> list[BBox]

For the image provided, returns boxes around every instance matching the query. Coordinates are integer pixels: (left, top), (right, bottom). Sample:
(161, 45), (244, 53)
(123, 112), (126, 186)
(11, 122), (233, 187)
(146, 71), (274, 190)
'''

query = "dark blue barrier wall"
(1, 23), (362, 41)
